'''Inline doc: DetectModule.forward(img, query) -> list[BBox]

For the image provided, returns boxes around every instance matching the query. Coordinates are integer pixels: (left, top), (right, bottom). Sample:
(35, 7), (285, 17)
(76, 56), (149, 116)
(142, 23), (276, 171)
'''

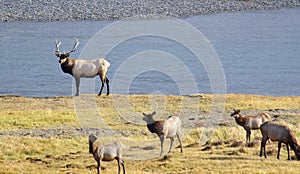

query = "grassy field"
(0, 94), (299, 173)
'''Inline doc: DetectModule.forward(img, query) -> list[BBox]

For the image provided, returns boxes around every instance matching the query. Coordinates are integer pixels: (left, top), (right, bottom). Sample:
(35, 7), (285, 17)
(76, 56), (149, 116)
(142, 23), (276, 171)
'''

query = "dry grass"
(0, 94), (299, 173)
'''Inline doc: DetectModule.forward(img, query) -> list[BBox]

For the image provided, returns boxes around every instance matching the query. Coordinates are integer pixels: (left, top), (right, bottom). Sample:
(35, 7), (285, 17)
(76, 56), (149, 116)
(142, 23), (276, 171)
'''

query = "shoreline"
(0, 93), (300, 99)
(1, 0), (299, 22)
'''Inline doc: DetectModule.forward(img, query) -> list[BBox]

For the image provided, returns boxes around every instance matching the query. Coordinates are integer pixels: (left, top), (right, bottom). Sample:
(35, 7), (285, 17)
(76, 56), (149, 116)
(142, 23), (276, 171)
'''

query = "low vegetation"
(0, 94), (299, 173)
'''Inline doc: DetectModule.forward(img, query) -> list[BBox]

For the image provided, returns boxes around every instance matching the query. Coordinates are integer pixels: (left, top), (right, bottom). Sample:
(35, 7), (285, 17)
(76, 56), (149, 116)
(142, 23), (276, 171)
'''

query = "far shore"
(1, 0), (299, 22)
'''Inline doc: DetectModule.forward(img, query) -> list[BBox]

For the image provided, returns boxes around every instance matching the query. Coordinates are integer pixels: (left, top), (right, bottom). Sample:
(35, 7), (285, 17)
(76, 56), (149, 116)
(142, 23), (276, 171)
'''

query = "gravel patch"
(0, 127), (117, 138)
(1, 0), (299, 22)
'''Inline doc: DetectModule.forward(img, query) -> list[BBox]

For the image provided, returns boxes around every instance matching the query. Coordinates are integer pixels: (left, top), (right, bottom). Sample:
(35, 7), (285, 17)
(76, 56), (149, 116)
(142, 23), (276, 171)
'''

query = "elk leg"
(159, 136), (165, 155)
(168, 137), (174, 153)
(286, 143), (291, 160)
(97, 160), (101, 174)
(121, 160), (126, 174)
(259, 140), (263, 157)
(117, 159), (121, 174)
(176, 132), (183, 153)
(248, 130), (251, 144)
(105, 76), (110, 95)
(260, 137), (268, 158)
(98, 75), (105, 96)
(277, 142), (281, 160)
(75, 77), (80, 96)
(246, 129), (251, 145)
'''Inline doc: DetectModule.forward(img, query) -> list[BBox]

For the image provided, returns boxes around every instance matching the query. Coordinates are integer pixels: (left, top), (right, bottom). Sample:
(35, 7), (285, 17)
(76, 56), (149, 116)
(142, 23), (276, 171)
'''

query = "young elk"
(230, 109), (271, 145)
(54, 39), (110, 96)
(89, 134), (125, 174)
(260, 121), (300, 160)
(142, 111), (183, 155)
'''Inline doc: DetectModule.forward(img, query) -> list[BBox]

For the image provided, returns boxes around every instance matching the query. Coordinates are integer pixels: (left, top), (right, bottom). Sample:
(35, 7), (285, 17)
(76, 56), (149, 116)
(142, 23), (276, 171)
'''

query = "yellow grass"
(0, 94), (299, 173)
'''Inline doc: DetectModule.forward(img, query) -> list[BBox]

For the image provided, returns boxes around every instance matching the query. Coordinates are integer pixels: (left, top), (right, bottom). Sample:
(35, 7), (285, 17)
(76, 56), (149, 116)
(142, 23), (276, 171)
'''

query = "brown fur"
(146, 121), (165, 136)
(231, 109), (271, 144)
(60, 58), (75, 76)
(260, 121), (300, 160)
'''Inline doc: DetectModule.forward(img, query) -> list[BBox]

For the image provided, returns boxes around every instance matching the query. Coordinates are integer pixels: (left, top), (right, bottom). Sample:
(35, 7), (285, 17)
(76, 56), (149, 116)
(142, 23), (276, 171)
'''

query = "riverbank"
(1, 0), (299, 22)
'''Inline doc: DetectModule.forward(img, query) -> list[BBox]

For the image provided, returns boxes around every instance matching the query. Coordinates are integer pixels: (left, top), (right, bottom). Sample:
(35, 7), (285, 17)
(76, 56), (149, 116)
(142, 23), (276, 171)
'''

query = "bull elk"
(54, 38), (110, 96)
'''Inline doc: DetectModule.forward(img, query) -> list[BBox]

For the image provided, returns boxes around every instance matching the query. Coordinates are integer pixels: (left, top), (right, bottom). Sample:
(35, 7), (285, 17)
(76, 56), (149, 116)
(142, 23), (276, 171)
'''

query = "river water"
(0, 8), (299, 97)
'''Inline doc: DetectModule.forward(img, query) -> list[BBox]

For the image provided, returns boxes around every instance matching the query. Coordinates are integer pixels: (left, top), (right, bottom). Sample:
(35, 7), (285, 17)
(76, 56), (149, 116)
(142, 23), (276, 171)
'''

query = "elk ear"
(233, 109), (240, 113)
(142, 113), (146, 116)
(65, 53), (70, 58)
(152, 111), (156, 115)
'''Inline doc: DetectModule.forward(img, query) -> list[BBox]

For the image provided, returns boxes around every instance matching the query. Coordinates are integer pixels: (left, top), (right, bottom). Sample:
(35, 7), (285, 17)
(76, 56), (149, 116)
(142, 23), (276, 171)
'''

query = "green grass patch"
(0, 110), (78, 130)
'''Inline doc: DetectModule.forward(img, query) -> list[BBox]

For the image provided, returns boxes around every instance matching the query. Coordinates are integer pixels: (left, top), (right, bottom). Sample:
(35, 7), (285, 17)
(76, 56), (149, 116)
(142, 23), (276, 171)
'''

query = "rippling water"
(0, 8), (299, 97)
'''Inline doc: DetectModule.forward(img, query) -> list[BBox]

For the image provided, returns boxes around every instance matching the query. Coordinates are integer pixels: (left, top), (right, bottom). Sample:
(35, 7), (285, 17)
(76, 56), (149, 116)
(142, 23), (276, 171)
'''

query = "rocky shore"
(1, 0), (299, 22)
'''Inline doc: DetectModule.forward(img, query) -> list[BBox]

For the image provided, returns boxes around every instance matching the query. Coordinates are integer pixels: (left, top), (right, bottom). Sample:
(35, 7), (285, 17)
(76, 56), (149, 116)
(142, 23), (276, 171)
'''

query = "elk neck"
(233, 114), (246, 126)
(147, 121), (164, 136)
(60, 58), (75, 76)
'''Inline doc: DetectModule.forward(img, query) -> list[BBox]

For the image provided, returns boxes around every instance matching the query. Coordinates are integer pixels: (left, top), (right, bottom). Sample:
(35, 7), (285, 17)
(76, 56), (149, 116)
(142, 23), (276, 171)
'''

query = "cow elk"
(89, 134), (126, 174)
(230, 109), (271, 145)
(142, 111), (183, 155)
(260, 121), (300, 160)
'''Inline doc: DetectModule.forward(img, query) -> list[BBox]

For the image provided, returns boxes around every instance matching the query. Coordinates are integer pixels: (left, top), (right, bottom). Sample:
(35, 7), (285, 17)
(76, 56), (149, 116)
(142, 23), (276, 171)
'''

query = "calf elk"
(54, 38), (110, 96)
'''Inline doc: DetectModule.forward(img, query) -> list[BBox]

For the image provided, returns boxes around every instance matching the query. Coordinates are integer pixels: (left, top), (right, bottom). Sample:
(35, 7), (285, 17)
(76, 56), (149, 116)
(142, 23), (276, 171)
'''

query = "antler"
(54, 39), (62, 56)
(54, 38), (79, 57)
(69, 38), (79, 53)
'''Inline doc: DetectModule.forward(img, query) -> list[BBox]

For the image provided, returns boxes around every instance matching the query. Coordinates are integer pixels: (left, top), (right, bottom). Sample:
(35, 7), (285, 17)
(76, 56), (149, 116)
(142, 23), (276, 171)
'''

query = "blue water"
(0, 8), (299, 97)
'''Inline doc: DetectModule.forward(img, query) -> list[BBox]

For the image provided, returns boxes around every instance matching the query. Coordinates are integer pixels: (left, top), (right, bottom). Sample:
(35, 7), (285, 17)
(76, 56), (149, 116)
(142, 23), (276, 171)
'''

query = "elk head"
(54, 38), (80, 64)
(230, 109), (241, 117)
(142, 111), (157, 123)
